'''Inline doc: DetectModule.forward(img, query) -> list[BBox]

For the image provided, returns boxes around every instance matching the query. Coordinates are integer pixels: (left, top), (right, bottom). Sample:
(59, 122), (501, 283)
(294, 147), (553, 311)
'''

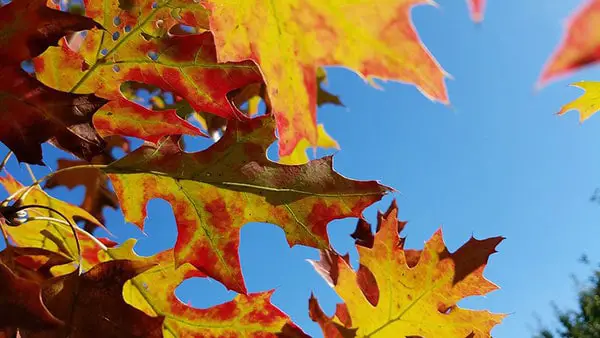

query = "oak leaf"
(34, 7), (263, 120)
(19, 260), (165, 338)
(0, 174), (108, 267)
(310, 201), (505, 337)
(45, 136), (130, 233)
(104, 239), (308, 337)
(0, 66), (107, 165)
(555, 81), (600, 122)
(0, 245), (66, 332)
(0, 0), (101, 66)
(540, 0), (600, 84)
(103, 115), (391, 293)
(201, 0), (448, 156)
(0, 0), (108, 164)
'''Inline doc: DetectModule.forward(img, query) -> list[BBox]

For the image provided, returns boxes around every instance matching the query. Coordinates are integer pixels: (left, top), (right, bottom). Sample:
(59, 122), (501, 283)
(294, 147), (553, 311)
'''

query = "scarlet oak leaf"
(45, 136), (130, 233)
(0, 174), (107, 266)
(19, 260), (165, 338)
(0, 66), (107, 164)
(106, 240), (308, 337)
(279, 124), (339, 165)
(310, 201), (505, 337)
(0, 261), (63, 331)
(103, 115), (391, 294)
(201, 0), (448, 156)
(34, 9), (263, 120)
(555, 81), (600, 122)
(540, 0), (600, 83)
(0, 0), (102, 65)
(467, 0), (486, 22)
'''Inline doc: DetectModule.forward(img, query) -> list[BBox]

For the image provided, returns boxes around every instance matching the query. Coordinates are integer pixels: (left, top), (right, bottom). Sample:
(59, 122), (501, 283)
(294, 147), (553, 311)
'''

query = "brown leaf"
(45, 136), (129, 233)
(20, 260), (164, 338)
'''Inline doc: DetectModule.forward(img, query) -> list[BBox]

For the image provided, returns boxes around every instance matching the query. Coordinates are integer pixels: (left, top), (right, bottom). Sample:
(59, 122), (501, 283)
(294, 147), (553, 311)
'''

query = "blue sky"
(3, 0), (600, 337)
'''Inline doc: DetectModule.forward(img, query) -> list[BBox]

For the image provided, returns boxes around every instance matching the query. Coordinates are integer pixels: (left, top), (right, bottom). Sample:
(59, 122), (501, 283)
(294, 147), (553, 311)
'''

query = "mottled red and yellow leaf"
(103, 116), (391, 293)
(310, 201), (505, 337)
(106, 240), (307, 337)
(201, 0), (448, 156)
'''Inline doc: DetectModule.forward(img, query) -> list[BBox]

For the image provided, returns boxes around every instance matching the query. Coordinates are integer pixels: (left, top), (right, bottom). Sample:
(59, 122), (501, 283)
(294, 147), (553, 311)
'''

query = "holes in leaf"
(113, 16), (121, 26)
(100, 48), (109, 56)
(124, 25), (132, 33)
(112, 65), (120, 73)
(151, 1), (158, 8)
(112, 31), (120, 41)
(147, 51), (159, 61)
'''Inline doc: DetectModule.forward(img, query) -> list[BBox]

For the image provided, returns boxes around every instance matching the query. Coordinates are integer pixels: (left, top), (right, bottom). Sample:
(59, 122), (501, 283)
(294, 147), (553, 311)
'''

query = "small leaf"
(556, 81), (600, 122)
(45, 136), (130, 233)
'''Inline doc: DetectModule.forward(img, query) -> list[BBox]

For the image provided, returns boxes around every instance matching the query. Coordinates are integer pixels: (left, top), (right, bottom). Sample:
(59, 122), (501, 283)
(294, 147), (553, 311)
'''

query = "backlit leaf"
(34, 7), (263, 120)
(201, 0), (448, 156)
(103, 115), (391, 293)
(19, 260), (165, 338)
(279, 124), (339, 165)
(310, 201), (505, 337)
(106, 240), (308, 337)
(45, 136), (130, 233)
(540, 0), (600, 84)
(556, 81), (600, 122)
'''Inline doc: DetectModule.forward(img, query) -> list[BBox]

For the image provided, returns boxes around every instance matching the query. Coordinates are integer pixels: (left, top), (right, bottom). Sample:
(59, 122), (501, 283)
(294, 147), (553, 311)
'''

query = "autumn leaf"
(555, 81), (600, 122)
(279, 124), (339, 165)
(0, 262), (63, 332)
(0, 65), (107, 164)
(0, 246), (72, 283)
(310, 201), (505, 337)
(102, 239), (309, 338)
(0, 0), (101, 66)
(0, 174), (108, 266)
(19, 260), (165, 338)
(0, 0), (109, 164)
(0, 246), (65, 332)
(201, 0), (448, 156)
(467, 0), (486, 22)
(45, 136), (129, 233)
(34, 9), (263, 120)
(539, 0), (600, 84)
(93, 97), (205, 143)
(103, 115), (391, 293)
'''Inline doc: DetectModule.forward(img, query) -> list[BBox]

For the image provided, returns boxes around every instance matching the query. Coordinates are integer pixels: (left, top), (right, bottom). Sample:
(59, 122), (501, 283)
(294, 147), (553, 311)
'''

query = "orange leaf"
(310, 201), (505, 337)
(201, 0), (449, 156)
(103, 116), (391, 293)
(540, 0), (600, 84)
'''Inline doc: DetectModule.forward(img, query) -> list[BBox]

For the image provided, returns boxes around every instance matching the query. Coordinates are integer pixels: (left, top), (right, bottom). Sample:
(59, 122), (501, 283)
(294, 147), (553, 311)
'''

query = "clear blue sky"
(3, 0), (600, 337)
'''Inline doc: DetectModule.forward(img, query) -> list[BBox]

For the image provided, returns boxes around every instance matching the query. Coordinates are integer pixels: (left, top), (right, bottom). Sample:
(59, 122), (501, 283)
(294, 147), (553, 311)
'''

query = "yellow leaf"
(279, 124), (340, 165)
(202, 0), (449, 156)
(558, 82), (600, 122)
